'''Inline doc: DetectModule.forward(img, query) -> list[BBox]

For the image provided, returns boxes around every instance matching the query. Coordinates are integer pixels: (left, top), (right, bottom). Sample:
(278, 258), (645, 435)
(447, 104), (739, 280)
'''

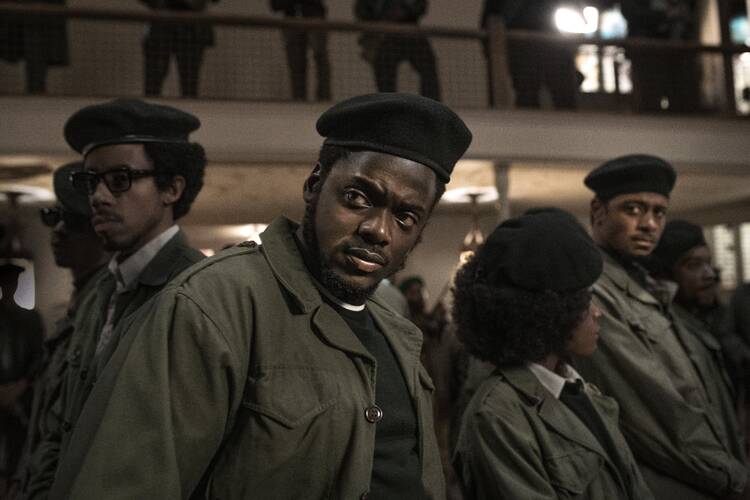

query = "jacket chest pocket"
(545, 448), (603, 497)
(242, 365), (341, 428)
(627, 312), (670, 346)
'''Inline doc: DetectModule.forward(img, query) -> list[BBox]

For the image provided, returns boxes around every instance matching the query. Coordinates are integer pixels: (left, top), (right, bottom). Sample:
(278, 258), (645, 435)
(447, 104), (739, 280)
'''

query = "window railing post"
(486, 16), (513, 109)
(718, 0), (738, 115)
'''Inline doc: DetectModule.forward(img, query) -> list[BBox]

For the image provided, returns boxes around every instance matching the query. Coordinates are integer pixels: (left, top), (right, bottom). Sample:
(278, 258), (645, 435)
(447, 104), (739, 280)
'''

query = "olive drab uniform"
(574, 250), (748, 500)
(24, 230), (204, 500)
(48, 217), (445, 500)
(13, 265), (107, 495)
(453, 366), (654, 499)
(671, 303), (745, 463)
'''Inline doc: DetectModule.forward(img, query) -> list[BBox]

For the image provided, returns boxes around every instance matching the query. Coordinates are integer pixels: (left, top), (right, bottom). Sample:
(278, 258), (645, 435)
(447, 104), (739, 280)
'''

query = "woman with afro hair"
(451, 210), (654, 500)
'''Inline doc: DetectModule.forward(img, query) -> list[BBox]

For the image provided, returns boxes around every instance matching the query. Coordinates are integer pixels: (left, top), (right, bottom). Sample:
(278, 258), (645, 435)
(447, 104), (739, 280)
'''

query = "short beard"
(302, 197), (380, 305)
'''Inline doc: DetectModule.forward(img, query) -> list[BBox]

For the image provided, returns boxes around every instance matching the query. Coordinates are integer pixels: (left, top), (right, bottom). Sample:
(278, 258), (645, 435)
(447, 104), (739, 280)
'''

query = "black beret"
(316, 93), (472, 183)
(651, 219), (707, 271)
(64, 98), (200, 156)
(476, 211), (602, 292)
(584, 154), (676, 200)
(54, 162), (91, 217)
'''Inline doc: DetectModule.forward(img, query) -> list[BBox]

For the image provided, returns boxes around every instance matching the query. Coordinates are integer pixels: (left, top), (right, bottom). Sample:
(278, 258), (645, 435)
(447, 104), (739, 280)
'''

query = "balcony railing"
(1, 3), (748, 116)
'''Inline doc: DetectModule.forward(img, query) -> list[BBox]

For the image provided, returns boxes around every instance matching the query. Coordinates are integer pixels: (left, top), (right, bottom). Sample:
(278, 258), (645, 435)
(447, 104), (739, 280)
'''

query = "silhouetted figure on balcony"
(270, 0), (331, 101)
(0, 0), (69, 94)
(355, 0), (440, 101)
(140, 0), (217, 98)
(481, 0), (577, 109)
(621, 0), (700, 113)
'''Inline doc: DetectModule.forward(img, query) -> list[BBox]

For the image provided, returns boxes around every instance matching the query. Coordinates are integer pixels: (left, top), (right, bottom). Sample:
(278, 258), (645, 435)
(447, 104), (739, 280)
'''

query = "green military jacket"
(49, 217), (445, 500)
(574, 251), (748, 500)
(24, 230), (204, 500)
(14, 265), (107, 494)
(453, 366), (654, 500)
(672, 304), (745, 463)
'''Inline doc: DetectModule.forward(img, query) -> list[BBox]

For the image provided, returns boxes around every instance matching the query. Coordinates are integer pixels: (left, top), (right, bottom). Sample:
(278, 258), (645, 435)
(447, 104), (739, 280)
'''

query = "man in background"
(575, 154), (749, 499)
(647, 219), (745, 477)
(270, 0), (331, 101)
(10, 162), (110, 499)
(23, 98), (206, 499)
(356, 0), (441, 101)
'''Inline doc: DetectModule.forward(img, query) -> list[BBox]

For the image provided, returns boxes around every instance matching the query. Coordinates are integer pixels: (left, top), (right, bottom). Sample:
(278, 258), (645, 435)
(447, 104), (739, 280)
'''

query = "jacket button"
(364, 405), (383, 423)
(62, 421), (72, 433)
(80, 368), (88, 380)
(360, 493), (369, 500)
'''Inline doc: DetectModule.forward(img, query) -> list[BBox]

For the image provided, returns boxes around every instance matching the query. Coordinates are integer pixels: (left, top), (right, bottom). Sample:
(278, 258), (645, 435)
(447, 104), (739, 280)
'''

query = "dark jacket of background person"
(454, 365), (654, 499)
(47, 217), (446, 500)
(140, 0), (216, 97)
(12, 266), (107, 496)
(575, 251), (748, 500)
(671, 303), (745, 460)
(479, 0), (579, 109)
(271, 0), (325, 17)
(0, 293), (44, 490)
(354, 0), (440, 101)
(620, 0), (700, 112)
(0, 0), (68, 92)
(719, 283), (750, 397)
(23, 231), (204, 500)
(0, 0), (67, 63)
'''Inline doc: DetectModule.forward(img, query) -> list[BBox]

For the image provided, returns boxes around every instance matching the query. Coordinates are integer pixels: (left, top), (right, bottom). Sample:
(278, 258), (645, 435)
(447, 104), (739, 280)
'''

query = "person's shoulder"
(469, 374), (525, 417)
(169, 241), (267, 297)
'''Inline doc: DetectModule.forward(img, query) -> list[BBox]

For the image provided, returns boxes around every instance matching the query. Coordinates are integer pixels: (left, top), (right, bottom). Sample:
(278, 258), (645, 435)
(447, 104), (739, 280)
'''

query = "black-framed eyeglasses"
(70, 167), (157, 195)
(39, 207), (92, 232)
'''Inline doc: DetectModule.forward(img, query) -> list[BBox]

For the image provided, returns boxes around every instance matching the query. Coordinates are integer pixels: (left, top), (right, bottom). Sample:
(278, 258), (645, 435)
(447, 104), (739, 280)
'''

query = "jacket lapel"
(369, 299), (422, 397)
(502, 366), (607, 456)
(311, 303), (373, 360)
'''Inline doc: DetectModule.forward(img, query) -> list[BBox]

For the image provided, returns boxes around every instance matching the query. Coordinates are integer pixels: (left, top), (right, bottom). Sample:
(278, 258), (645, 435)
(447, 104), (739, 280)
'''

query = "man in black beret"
(25, 98), (206, 499)
(575, 155), (749, 499)
(649, 220), (747, 474)
(48, 92), (471, 500)
(10, 162), (110, 498)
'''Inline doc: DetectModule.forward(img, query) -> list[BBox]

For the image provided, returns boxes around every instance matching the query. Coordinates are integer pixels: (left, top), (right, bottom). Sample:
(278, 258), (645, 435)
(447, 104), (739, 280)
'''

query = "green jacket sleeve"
(52, 289), (247, 500)
(576, 288), (747, 497)
(455, 407), (558, 500)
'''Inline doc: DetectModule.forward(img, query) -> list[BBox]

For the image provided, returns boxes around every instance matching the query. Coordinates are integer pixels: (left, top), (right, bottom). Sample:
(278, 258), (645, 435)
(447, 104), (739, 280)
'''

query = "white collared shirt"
(96, 225), (179, 356)
(527, 362), (584, 399)
(108, 225), (180, 293)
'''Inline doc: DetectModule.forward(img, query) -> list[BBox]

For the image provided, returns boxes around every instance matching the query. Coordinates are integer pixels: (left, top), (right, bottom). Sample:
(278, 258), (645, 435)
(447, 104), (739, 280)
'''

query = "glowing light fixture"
(555, 6), (599, 34)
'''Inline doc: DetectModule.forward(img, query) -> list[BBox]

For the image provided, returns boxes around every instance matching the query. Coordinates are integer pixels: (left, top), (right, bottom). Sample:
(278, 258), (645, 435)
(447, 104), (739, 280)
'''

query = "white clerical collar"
(527, 362), (584, 399)
(316, 283), (365, 311)
(108, 225), (179, 292)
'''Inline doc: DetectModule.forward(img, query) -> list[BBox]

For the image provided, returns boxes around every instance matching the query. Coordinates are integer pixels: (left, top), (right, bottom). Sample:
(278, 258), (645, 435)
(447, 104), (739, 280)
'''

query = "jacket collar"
(260, 217), (424, 365)
(499, 365), (606, 456)
(135, 229), (196, 287)
(599, 249), (664, 307)
(260, 217), (325, 314)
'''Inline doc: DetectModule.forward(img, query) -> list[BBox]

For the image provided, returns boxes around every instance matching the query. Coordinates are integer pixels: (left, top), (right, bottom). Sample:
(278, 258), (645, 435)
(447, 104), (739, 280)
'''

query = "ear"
(303, 163), (323, 204)
(161, 174), (186, 206)
(590, 197), (605, 227)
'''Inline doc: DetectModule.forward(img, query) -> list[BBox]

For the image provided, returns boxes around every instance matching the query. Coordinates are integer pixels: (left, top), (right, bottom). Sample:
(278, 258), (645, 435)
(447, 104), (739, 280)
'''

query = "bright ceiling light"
(555, 6), (599, 34)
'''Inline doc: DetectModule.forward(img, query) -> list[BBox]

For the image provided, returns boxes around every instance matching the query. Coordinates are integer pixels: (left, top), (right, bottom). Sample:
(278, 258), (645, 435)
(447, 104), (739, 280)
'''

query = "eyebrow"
(349, 175), (428, 215)
(85, 164), (142, 173)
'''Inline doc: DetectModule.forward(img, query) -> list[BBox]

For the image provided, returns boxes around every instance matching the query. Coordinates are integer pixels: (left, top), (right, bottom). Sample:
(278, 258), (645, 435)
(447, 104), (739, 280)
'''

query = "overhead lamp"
(555, 5), (599, 35)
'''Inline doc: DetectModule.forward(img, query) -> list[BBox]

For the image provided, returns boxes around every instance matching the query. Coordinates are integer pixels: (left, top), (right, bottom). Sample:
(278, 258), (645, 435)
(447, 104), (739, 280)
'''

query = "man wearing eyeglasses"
(9, 162), (109, 499)
(21, 98), (206, 500)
